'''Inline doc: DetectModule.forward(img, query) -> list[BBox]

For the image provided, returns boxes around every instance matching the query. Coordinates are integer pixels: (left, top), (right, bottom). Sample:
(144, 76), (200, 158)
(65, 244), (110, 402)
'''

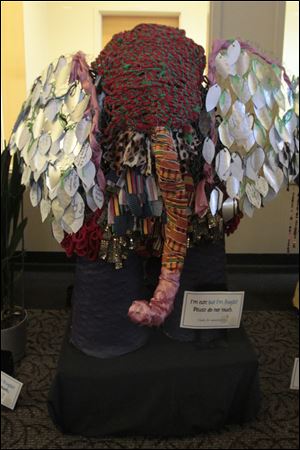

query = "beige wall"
(226, 187), (299, 253)
(283, 0), (299, 76)
(23, 1), (210, 91)
(209, 1), (286, 60)
(2, 1), (299, 253)
(1, 1), (26, 143)
(102, 15), (179, 48)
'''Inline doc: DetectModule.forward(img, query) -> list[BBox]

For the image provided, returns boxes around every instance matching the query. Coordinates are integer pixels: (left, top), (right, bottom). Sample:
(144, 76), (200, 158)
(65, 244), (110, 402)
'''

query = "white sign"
(290, 358), (299, 390)
(180, 291), (244, 329)
(1, 371), (23, 410)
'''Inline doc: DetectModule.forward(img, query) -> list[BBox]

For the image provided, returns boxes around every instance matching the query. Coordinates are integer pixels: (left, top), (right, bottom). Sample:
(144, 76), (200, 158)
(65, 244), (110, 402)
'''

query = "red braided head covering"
(93, 23), (206, 133)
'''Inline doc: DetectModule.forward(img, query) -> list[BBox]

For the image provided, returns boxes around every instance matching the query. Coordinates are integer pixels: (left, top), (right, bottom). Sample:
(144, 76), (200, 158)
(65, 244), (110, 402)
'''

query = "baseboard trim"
(226, 253), (299, 273)
(15, 251), (299, 273)
(17, 251), (76, 272)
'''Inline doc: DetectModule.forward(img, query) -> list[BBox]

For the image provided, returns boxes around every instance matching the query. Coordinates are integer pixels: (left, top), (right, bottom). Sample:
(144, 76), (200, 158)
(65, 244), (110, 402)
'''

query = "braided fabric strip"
(151, 127), (188, 271)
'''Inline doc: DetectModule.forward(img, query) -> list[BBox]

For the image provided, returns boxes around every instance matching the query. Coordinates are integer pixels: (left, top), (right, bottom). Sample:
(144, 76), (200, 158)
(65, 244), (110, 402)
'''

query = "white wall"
(282, 0), (299, 77)
(226, 186), (299, 253)
(23, 1), (210, 91)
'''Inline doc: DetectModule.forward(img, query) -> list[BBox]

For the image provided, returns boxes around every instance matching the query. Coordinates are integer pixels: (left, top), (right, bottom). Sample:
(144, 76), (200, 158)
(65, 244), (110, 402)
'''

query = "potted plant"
(1, 144), (28, 363)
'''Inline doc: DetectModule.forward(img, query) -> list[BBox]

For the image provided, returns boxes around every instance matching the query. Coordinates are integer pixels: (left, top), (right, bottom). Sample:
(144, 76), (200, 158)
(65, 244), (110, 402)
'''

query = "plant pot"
(1, 308), (28, 363)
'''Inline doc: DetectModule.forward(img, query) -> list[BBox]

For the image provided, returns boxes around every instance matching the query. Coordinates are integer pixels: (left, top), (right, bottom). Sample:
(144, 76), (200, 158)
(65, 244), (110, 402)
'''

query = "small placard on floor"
(1, 371), (23, 410)
(290, 358), (299, 390)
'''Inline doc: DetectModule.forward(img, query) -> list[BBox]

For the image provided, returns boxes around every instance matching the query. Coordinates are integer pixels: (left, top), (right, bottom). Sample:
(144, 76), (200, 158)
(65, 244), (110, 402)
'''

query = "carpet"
(1, 310), (299, 449)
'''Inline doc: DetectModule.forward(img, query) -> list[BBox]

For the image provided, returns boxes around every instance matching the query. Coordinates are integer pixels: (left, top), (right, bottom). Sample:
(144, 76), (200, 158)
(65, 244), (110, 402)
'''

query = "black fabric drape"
(48, 325), (261, 437)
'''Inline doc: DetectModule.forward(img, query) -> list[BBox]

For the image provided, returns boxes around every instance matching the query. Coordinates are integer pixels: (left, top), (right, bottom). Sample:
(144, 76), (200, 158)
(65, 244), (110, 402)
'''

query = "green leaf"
(1, 146), (11, 195)
(1, 140), (27, 311)
(9, 152), (24, 233)
(1, 147), (11, 262)
(7, 218), (28, 259)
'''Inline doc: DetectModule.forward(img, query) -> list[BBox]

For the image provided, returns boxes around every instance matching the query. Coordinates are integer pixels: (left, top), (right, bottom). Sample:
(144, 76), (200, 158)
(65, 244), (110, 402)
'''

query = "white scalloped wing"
(206, 40), (299, 219)
(8, 55), (97, 242)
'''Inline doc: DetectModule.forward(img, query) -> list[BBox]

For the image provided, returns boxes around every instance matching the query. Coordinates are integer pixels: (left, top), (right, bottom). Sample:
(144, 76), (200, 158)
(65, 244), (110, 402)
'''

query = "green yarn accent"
(58, 113), (68, 129)
(94, 23), (205, 132)
(184, 133), (193, 144)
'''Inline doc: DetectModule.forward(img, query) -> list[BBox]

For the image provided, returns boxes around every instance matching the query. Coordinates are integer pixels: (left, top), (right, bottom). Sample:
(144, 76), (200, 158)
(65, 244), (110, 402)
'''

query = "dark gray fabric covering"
(164, 240), (227, 341)
(48, 323), (261, 437)
(70, 253), (150, 358)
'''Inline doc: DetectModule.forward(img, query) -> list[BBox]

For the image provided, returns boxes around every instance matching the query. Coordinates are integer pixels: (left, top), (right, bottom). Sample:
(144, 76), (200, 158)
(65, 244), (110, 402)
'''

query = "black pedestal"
(47, 324), (261, 437)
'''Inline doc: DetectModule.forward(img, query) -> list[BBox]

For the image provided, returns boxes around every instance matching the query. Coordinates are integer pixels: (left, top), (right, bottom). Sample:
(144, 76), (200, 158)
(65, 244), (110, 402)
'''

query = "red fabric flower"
(61, 234), (75, 257)
(60, 209), (103, 261)
(224, 212), (244, 236)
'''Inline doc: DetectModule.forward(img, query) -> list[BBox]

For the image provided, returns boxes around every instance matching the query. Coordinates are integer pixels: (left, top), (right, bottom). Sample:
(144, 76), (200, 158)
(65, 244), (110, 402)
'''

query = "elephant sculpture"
(8, 24), (299, 348)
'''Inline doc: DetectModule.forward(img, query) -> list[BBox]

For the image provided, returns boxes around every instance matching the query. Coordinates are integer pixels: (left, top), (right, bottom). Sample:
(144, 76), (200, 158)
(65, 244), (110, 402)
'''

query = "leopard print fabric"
(102, 130), (150, 175)
(102, 126), (202, 177)
(172, 127), (202, 175)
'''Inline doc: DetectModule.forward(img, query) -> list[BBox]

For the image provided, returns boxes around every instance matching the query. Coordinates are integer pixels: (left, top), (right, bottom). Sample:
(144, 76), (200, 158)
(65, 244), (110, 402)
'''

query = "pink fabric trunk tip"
(128, 269), (181, 327)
